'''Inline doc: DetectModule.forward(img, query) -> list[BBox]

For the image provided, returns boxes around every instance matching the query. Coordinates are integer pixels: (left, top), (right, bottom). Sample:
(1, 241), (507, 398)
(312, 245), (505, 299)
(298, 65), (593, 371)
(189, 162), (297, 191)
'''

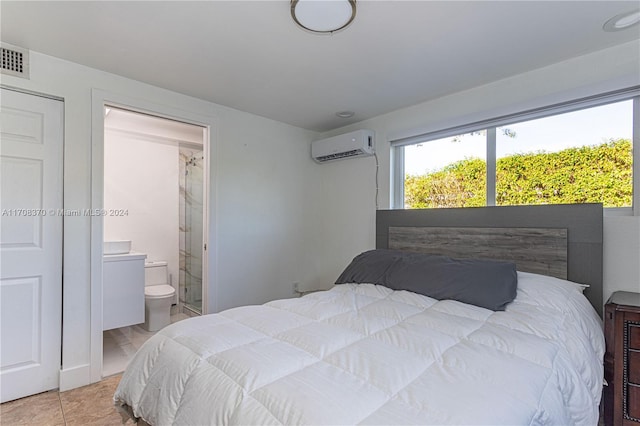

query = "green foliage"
(405, 158), (486, 208)
(405, 139), (632, 209)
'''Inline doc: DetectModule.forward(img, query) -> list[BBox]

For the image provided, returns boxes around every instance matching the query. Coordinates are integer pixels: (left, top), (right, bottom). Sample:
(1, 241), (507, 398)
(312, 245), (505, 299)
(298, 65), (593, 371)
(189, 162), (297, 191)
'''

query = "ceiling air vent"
(1, 43), (30, 79)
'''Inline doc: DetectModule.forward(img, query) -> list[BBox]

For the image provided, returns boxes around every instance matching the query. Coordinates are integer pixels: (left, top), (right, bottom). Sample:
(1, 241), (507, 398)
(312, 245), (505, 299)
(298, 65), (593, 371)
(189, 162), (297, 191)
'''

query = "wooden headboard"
(376, 204), (604, 316)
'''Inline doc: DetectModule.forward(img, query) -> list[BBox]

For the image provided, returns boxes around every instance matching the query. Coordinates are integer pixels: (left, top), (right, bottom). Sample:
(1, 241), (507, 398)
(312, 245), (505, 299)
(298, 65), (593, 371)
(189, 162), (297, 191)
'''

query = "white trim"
(105, 126), (202, 148)
(90, 92), (104, 383)
(391, 145), (404, 209)
(90, 89), (217, 383)
(0, 84), (63, 102)
(604, 207), (634, 217)
(634, 97), (640, 216)
(202, 125), (214, 315)
(59, 364), (91, 392)
(391, 86), (640, 148)
(486, 128), (496, 206)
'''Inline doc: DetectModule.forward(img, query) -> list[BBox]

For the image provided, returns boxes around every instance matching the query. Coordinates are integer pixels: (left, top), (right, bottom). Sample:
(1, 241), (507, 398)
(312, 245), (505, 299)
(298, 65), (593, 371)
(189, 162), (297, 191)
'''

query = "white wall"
(312, 40), (640, 303)
(4, 38), (638, 393)
(104, 129), (180, 299)
(603, 217), (640, 297)
(215, 109), (326, 310)
(0, 50), (319, 390)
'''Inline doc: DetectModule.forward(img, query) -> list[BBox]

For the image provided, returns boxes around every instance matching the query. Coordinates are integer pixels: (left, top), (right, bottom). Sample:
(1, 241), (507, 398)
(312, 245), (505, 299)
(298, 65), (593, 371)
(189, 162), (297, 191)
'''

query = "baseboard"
(59, 363), (91, 392)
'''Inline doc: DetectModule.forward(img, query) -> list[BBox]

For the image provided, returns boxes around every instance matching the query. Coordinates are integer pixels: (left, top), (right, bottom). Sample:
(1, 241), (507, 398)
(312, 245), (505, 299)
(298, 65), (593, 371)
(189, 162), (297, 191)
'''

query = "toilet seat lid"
(145, 284), (175, 298)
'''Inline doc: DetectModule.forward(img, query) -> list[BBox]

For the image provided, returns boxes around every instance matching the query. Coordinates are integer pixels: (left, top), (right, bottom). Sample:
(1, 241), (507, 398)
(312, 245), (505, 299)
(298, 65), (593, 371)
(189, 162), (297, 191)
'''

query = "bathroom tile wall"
(179, 148), (204, 312)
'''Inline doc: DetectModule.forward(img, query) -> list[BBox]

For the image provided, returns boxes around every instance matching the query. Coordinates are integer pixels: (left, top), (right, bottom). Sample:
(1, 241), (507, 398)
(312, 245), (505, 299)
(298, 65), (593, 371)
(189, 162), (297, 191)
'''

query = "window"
(404, 133), (486, 208)
(393, 90), (638, 212)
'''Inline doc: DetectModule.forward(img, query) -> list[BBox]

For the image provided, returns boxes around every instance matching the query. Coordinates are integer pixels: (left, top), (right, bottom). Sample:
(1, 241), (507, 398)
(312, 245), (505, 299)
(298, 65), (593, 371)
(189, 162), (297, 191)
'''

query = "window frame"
(391, 88), (640, 215)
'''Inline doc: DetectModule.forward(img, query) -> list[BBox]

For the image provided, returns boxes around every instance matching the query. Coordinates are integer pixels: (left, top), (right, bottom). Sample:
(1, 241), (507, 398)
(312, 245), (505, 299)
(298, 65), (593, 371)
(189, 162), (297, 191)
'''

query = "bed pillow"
(382, 252), (517, 311)
(335, 249), (405, 285)
(336, 249), (517, 311)
(517, 271), (590, 295)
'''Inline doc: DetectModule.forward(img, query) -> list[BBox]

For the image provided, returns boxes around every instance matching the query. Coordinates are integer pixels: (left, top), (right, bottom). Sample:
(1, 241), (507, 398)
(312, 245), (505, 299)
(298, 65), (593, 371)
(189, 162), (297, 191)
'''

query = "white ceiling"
(105, 107), (205, 145)
(2, 1), (639, 132)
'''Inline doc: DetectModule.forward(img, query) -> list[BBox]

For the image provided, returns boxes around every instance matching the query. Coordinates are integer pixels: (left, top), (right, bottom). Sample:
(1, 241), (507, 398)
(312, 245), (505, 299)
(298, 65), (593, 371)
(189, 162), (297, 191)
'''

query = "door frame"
(90, 89), (217, 383)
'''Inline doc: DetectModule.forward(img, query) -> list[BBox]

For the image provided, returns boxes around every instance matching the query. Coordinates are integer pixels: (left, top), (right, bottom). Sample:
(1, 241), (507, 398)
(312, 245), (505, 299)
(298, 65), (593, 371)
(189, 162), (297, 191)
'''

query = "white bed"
(115, 204), (605, 425)
(114, 271), (603, 425)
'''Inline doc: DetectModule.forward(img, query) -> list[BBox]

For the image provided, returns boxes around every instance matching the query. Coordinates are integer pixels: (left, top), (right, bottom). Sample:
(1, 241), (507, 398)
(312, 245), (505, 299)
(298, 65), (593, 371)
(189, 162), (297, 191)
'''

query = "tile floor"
(2, 378), (606, 426)
(1, 373), (607, 425)
(0, 374), (130, 425)
(0, 311), (192, 425)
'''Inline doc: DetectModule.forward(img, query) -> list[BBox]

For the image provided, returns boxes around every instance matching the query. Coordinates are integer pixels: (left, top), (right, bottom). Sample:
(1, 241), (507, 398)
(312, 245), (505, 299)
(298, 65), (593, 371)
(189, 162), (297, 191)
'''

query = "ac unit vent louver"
(1, 44), (29, 79)
(316, 149), (364, 162)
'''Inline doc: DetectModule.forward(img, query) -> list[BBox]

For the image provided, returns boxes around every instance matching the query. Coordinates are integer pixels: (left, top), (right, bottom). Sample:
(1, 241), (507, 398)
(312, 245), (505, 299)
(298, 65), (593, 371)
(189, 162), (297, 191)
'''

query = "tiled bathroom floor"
(103, 325), (156, 377)
(103, 312), (189, 376)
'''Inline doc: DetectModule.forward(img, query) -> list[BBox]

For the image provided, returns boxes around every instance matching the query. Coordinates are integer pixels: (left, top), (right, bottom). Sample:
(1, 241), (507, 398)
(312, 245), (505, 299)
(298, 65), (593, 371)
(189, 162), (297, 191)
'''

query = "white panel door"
(0, 88), (63, 403)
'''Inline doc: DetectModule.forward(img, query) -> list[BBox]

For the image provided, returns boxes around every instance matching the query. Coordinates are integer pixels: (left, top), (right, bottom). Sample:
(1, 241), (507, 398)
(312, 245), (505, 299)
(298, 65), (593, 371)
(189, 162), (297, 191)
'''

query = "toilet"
(144, 261), (176, 332)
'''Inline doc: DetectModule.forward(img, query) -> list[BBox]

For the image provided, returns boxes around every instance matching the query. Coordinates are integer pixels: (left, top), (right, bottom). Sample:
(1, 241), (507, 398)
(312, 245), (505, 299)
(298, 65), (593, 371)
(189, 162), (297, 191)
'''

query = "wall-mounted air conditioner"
(311, 129), (375, 163)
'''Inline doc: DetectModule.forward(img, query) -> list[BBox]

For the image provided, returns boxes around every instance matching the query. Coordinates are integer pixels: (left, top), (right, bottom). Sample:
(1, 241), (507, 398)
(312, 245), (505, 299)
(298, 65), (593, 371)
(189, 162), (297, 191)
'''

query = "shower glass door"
(179, 148), (203, 314)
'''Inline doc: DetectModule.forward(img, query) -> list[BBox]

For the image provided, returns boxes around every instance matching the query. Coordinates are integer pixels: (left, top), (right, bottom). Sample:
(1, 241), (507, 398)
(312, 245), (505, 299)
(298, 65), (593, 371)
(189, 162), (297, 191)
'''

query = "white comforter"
(114, 272), (604, 425)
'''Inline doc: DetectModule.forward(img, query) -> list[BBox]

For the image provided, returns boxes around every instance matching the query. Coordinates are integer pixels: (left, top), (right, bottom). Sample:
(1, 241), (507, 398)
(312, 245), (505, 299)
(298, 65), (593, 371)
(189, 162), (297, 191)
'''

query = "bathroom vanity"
(103, 252), (147, 330)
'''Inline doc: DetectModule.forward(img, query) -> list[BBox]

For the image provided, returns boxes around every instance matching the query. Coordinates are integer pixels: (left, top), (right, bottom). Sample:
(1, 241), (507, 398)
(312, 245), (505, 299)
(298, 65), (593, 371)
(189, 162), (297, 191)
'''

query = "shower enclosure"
(179, 148), (204, 314)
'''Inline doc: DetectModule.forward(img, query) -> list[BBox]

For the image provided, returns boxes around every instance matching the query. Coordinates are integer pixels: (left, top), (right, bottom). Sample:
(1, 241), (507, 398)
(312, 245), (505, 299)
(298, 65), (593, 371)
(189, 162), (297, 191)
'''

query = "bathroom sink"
(104, 240), (132, 255)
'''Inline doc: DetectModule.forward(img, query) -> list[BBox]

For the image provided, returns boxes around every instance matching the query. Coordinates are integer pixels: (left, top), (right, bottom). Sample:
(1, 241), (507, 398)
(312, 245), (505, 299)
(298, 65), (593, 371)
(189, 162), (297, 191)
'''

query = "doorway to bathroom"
(101, 106), (207, 375)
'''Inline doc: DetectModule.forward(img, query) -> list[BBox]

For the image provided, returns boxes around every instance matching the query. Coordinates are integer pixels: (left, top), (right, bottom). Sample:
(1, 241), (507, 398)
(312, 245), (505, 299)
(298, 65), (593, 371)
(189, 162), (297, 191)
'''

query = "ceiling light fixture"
(291, 0), (356, 34)
(336, 111), (355, 118)
(603, 9), (640, 32)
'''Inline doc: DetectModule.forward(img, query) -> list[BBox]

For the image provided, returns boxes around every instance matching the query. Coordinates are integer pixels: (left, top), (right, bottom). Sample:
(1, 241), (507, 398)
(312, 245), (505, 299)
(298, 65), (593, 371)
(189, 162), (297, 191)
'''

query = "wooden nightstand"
(604, 291), (640, 426)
